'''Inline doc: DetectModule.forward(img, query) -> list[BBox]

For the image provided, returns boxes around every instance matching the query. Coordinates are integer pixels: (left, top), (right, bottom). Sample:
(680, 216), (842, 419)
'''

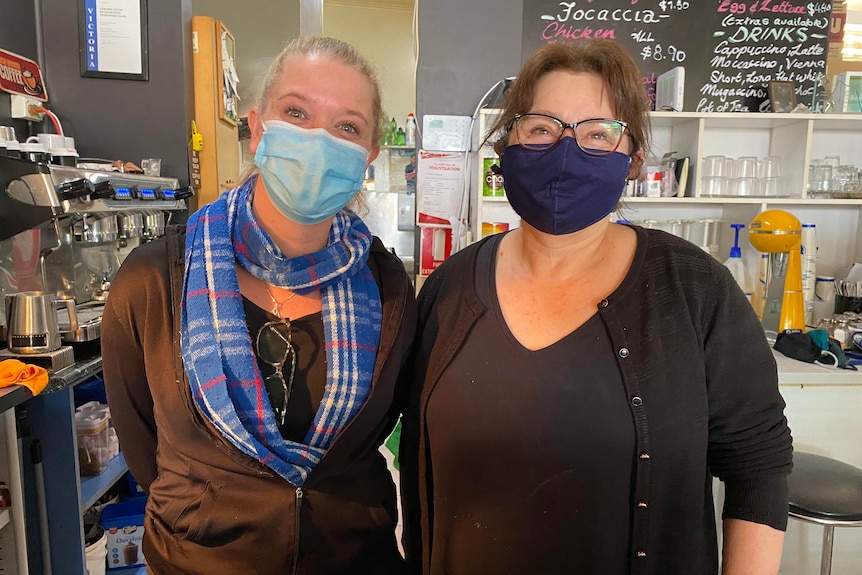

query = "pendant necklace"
(263, 282), (297, 318)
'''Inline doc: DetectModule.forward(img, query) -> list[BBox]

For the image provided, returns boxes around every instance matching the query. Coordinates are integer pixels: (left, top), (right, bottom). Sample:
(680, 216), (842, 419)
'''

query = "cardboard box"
(101, 498), (146, 570)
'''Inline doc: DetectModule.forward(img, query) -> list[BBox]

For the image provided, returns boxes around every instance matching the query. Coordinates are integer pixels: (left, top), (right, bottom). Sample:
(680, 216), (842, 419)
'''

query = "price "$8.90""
(640, 44), (687, 63)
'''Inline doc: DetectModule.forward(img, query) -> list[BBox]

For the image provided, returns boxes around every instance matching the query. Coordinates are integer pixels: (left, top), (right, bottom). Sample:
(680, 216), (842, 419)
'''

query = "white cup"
(141, 158), (162, 177)
(33, 133), (66, 150)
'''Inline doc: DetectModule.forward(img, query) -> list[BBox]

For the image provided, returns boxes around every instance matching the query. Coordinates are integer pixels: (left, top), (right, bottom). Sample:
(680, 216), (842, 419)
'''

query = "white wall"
(323, 1), (416, 129)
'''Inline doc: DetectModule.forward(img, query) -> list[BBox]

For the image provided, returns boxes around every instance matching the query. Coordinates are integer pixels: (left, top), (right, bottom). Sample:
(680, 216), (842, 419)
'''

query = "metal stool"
(787, 452), (862, 575)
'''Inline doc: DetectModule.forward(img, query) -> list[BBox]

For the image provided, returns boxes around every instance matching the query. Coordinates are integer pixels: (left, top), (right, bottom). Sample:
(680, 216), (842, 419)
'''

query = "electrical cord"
(29, 105), (64, 135)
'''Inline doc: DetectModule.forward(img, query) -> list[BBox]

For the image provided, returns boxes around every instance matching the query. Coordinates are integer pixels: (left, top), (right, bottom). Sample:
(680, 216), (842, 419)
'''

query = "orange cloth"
(0, 359), (49, 395)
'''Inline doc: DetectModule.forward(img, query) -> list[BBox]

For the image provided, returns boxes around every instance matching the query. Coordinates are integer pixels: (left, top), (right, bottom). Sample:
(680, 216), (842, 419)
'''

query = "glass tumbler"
(757, 156), (783, 197)
(811, 163), (833, 196)
(731, 156), (758, 197)
(702, 155), (729, 177)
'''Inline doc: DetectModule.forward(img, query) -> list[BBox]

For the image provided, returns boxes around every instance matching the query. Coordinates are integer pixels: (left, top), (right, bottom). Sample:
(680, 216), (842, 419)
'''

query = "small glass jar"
(815, 317), (835, 337)
(848, 321), (862, 351)
(833, 316), (851, 348)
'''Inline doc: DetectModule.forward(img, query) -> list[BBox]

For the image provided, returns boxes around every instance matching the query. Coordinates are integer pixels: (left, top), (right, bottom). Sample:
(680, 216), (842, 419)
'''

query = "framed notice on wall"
(78, 0), (149, 80)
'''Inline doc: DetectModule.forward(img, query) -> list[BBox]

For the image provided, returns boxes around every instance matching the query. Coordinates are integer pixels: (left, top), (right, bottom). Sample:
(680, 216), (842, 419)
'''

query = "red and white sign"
(419, 226), (453, 277)
(417, 150), (465, 225)
(0, 49), (48, 102)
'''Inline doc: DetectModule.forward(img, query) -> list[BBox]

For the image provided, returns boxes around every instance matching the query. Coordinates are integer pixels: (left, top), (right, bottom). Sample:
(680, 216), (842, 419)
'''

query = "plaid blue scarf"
(180, 177), (381, 485)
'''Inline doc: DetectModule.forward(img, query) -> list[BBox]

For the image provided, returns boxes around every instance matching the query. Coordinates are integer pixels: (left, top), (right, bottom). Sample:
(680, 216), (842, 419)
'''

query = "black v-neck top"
(242, 297), (326, 443)
(425, 234), (635, 574)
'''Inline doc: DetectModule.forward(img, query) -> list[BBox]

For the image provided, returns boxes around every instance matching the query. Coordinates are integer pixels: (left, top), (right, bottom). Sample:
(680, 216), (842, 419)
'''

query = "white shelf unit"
(470, 110), (862, 280)
(0, 409), (28, 574)
(472, 109), (520, 240)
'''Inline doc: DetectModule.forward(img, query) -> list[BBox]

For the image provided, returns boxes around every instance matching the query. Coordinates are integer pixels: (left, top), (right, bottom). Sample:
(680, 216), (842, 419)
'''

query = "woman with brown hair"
(401, 39), (792, 575)
(102, 36), (415, 574)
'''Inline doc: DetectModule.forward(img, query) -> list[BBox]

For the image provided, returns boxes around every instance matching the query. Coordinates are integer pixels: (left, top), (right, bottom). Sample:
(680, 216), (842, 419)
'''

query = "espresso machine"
(749, 209), (805, 338)
(0, 154), (192, 368)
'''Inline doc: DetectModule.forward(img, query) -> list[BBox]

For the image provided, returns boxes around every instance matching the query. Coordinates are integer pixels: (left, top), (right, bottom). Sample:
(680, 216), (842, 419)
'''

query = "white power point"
(11, 94), (44, 122)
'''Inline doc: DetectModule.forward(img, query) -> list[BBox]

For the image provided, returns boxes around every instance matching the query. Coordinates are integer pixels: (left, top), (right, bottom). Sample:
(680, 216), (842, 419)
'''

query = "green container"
(483, 158), (505, 197)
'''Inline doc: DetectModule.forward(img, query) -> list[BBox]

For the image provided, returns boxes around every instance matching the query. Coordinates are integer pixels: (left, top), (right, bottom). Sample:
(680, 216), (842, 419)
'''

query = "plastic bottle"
(396, 127), (406, 146)
(389, 117), (397, 141)
(801, 223), (817, 325)
(723, 223), (752, 302)
(405, 113), (417, 147)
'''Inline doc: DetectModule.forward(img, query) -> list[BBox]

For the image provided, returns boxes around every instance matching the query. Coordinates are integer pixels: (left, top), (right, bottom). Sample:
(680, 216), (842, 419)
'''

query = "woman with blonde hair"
(103, 36), (415, 574)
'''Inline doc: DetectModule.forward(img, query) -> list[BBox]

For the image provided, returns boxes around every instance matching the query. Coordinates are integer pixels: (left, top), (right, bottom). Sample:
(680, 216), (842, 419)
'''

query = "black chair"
(787, 451), (862, 575)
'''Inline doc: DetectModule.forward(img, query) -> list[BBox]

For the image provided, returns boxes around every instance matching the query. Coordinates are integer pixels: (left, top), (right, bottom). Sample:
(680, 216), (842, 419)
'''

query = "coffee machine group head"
(749, 209), (804, 336)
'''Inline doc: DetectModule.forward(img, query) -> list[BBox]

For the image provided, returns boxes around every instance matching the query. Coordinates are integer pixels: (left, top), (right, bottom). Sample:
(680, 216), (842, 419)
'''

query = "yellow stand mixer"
(749, 210), (805, 336)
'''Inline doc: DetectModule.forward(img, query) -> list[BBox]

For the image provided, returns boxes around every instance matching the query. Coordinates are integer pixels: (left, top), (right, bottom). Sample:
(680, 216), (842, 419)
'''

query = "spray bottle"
(724, 223), (752, 302)
(405, 113), (417, 147)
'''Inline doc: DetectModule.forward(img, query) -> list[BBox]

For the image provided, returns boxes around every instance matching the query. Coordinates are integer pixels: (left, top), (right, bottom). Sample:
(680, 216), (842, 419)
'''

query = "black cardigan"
(400, 226), (792, 575)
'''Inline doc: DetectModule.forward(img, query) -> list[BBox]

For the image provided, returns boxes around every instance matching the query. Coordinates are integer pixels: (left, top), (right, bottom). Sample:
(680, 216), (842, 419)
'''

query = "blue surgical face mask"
(500, 137), (632, 235)
(253, 120), (370, 225)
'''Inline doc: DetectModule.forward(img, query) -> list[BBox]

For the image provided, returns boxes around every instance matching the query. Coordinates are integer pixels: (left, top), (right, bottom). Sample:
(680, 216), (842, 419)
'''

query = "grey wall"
(38, 0), (194, 187)
(192, 0), (301, 116)
(0, 0), (38, 138)
(416, 0), (522, 120)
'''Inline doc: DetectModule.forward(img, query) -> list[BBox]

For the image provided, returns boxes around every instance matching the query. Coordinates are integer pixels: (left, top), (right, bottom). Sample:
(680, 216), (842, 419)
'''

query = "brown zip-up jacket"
(102, 225), (416, 575)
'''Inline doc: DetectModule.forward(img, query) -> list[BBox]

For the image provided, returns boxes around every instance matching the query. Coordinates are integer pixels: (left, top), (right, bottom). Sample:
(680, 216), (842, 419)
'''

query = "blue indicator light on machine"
(163, 189), (176, 199)
(140, 189), (156, 199)
(115, 188), (132, 198)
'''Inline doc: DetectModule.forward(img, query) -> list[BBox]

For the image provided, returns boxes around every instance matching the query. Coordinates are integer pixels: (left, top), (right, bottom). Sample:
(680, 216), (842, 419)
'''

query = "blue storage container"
(74, 378), (108, 407)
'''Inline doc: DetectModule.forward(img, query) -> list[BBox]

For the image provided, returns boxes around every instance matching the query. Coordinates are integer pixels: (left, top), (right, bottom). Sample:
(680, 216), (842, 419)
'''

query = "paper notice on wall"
(417, 150), (466, 225)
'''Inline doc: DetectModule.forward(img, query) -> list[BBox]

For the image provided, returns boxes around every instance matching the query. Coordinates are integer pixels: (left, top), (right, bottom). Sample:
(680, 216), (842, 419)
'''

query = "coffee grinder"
(748, 209), (804, 336)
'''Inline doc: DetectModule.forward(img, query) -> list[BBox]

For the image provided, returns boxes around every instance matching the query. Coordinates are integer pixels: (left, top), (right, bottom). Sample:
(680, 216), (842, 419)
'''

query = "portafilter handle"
(0, 155), (55, 242)
(90, 181), (115, 200)
(55, 178), (93, 201)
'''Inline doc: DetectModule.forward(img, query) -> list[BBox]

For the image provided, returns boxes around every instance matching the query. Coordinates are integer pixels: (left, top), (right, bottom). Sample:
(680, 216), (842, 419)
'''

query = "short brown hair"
(487, 40), (650, 155)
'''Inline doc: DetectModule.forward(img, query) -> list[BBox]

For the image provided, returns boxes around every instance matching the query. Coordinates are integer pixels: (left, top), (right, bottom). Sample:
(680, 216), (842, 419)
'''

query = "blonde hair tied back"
(237, 35), (383, 200)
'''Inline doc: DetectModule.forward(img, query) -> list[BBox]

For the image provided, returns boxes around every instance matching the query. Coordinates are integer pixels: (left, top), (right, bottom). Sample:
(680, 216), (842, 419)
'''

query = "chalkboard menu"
(521, 1), (832, 112)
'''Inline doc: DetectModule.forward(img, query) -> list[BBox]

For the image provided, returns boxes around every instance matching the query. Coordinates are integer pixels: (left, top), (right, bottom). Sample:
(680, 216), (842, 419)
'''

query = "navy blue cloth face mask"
(499, 137), (632, 235)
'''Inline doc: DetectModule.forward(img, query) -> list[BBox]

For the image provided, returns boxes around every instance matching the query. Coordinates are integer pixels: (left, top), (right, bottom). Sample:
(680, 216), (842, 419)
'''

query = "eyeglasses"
(255, 319), (297, 429)
(510, 113), (629, 156)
